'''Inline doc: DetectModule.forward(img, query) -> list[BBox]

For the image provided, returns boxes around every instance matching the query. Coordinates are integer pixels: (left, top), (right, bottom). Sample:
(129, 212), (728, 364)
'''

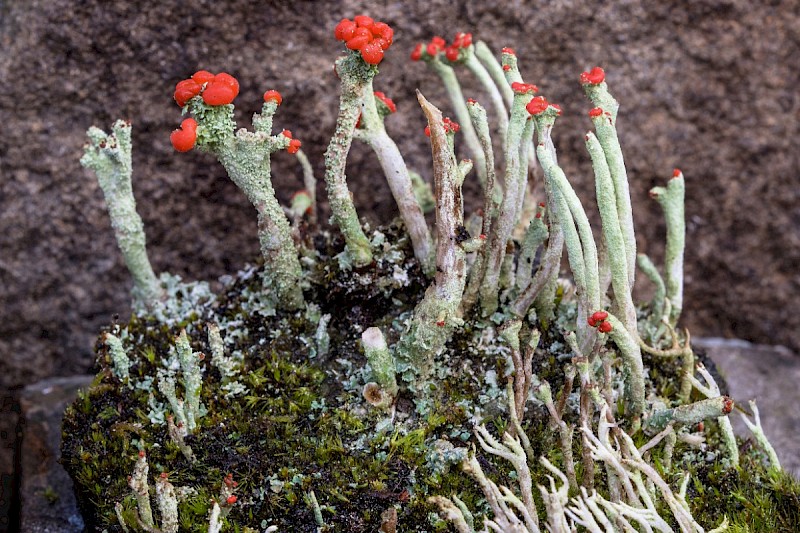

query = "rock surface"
(0, 1), (798, 393)
(18, 376), (90, 533)
(698, 338), (800, 476)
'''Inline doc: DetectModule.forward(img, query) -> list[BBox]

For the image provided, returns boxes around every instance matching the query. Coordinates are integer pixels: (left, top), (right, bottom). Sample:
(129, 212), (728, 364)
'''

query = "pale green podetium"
(80, 120), (165, 308)
(650, 170), (686, 326)
(361, 327), (398, 409)
(188, 97), (305, 310)
(324, 52), (377, 267)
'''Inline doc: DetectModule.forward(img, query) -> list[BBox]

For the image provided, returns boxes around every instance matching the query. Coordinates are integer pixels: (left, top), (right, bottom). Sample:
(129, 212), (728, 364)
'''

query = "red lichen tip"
(138, 450), (146, 458)
(502, 64), (511, 71)
(191, 70), (216, 85)
(424, 125), (431, 137)
(539, 202), (546, 207)
(288, 139), (302, 154)
(443, 117), (459, 133)
(445, 45), (460, 62)
(160, 472), (169, 479)
(174, 79), (202, 107)
(374, 91), (397, 113)
(722, 397), (734, 414)
(598, 321), (613, 333)
(452, 32), (473, 49)
(411, 43), (423, 61)
(501, 47), (516, 55)
(588, 107), (604, 118)
(526, 96), (549, 116)
(170, 118), (198, 153)
(511, 81), (538, 94)
(580, 66), (605, 85)
(201, 72), (239, 106)
(263, 90), (282, 105)
(479, 234), (486, 240)
(435, 320), (445, 327)
(551, 103), (562, 116)
(467, 98), (477, 104)
(226, 495), (238, 505)
(336, 16), (393, 64)
(672, 168), (682, 178)
(591, 310), (609, 322)
(281, 129), (293, 139)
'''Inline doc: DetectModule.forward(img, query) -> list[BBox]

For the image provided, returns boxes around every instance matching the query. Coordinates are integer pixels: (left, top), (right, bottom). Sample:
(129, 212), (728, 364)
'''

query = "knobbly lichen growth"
(67, 16), (798, 533)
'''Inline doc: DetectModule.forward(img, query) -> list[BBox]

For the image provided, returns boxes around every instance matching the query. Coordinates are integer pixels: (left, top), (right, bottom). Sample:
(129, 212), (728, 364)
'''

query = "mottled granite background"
(1, 0), (798, 388)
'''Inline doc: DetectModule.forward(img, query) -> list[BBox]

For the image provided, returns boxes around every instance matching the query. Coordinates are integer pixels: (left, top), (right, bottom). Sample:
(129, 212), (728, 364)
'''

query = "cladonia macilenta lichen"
(66, 16), (798, 533)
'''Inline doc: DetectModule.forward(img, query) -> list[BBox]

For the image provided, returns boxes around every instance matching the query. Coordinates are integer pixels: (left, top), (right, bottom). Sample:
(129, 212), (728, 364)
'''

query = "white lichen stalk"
(353, 89), (433, 273)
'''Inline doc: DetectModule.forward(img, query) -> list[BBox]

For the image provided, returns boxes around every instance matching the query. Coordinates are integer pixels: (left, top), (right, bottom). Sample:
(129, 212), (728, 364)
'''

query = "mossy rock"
(62, 224), (800, 532)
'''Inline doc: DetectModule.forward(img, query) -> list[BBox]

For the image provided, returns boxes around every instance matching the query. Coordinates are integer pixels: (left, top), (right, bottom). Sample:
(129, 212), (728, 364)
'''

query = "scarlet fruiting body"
(598, 321), (613, 333)
(673, 168), (682, 178)
(170, 118), (198, 152)
(411, 43), (423, 61)
(580, 66), (605, 85)
(588, 107), (604, 118)
(174, 79), (202, 107)
(288, 139), (302, 154)
(226, 495), (238, 505)
(526, 96), (549, 115)
(511, 81), (538, 94)
(202, 82), (236, 106)
(501, 47), (516, 55)
(360, 42), (384, 65)
(190, 70), (213, 84)
(502, 65), (511, 72)
(334, 16), (394, 65)
(374, 91), (397, 113)
(263, 90), (283, 105)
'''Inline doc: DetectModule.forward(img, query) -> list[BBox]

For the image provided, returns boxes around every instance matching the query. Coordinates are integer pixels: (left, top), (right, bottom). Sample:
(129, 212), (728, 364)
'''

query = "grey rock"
(19, 376), (91, 533)
(697, 337), (800, 477)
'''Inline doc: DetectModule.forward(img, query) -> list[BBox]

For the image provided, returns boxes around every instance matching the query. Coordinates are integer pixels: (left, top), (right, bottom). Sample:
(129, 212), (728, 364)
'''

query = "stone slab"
(697, 337), (800, 476)
(19, 376), (91, 533)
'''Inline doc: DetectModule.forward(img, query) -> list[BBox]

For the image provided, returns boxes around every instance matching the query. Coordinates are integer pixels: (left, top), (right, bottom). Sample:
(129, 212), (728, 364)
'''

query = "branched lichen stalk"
(393, 92), (467, 391)
(650, 170), (685, 326)
(354, 88), (433, 273)
(80, 120), (164, 308)
(192, 98), (305, 310)
(324, 53), (375, 266)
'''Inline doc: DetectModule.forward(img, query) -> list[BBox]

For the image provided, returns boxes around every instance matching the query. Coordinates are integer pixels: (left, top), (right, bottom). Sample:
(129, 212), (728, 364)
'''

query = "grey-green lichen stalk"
(324, 53), (377, 267)
(80, 120), (165, 308)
